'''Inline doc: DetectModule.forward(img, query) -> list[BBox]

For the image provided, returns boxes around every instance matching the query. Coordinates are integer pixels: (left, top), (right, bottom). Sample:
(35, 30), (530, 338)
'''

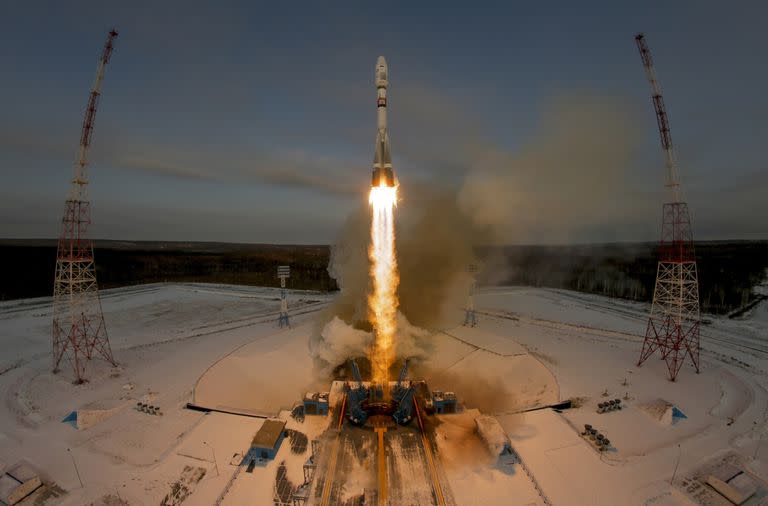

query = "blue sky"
(0, 1), (766, 244)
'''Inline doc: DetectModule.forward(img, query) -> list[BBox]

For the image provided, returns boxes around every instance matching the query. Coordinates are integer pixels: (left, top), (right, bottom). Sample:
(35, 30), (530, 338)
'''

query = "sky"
(0, 1), (766, 244)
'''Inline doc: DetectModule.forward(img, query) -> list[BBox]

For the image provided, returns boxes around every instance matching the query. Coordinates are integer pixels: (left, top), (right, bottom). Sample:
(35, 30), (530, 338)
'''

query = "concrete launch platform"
(308, 381), (457, 506)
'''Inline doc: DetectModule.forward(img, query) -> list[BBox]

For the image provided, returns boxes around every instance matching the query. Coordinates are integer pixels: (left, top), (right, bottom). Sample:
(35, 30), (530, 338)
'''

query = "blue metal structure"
(346, 359), (370, 425)
(393, 387), (415, 425)
(392, 359), (409, 401)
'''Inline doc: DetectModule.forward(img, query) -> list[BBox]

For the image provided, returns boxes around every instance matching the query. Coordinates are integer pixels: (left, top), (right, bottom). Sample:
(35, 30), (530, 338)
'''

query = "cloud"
(110, 149), (366, 197)
(0, 122), (366, 197)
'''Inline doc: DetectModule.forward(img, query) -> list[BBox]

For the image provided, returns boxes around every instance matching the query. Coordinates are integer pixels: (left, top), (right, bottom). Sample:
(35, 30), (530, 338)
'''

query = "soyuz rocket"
(371, 56), (395, 187)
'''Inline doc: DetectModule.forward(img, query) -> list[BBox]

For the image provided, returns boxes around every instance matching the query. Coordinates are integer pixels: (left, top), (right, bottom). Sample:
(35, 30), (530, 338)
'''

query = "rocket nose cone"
(375, 56), (388, 87)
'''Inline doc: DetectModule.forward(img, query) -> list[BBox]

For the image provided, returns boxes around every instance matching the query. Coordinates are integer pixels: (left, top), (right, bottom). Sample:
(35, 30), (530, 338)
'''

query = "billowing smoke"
(308, 186), (486, 376)
(458, 93), (643, 243)
(410, 364), (515, 415)
(309, 92), (641, 409)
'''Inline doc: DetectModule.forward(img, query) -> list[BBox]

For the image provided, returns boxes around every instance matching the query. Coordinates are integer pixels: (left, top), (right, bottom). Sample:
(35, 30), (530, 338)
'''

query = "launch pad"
(307, 373), (456, 506)
(345, 359), (416, 426)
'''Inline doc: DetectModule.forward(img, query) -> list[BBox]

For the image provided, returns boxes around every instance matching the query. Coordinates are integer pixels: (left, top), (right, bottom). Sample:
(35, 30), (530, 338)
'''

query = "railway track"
(414, 399), (446, 506)
(319, 393), (346, 506)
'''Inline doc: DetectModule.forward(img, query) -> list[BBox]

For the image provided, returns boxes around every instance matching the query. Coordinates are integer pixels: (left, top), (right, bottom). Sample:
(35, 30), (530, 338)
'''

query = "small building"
(431, 391), (457, 414)
(475, 415), (514, 458)
(247, 419), (287, 461)
(303, 392), (329, 416)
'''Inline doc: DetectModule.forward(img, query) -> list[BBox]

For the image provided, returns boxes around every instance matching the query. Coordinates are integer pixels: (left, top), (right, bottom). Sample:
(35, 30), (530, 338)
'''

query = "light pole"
(203, 441), (219, 476)
(670, 444), (682, 485)
(67, 448), (84, 488)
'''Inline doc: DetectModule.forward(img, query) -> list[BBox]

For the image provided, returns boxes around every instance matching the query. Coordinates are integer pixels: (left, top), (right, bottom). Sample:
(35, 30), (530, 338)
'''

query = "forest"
(481, 241), (768, 314)
(1, 239), (766, 315)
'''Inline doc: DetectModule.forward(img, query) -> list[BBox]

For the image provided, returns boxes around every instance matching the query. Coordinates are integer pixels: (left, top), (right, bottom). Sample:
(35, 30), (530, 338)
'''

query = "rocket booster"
(371, 56), (395, 187)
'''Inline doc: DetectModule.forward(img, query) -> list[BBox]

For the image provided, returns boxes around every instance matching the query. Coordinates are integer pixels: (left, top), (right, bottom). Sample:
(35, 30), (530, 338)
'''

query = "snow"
(193, 324), (325, 416)
(1, 282), (767, 505)
(416, 328), (559, 414)
(434, 410), (543, 505)
(0, 283), (331, 505)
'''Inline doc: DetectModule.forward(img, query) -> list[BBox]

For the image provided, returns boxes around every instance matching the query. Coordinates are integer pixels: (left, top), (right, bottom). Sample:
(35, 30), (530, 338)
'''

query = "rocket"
(371, 56), (395, 187)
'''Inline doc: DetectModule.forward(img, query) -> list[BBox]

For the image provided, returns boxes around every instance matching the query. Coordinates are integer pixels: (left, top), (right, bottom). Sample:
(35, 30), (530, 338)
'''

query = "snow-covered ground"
(0, 283), (332, 504)
(0, 282), (767, 505)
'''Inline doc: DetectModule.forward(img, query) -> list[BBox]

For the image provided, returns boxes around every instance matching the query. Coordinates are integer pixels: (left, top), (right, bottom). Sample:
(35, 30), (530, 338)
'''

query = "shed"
(475, 415), (514, 458)
(247, 419), (287, 461)
(303, 392), (329, 416)
(432, 391), (457, 414)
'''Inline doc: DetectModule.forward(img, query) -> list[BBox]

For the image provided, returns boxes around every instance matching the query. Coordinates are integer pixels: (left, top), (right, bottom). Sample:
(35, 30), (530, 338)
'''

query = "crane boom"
(635, 33), (681, 202)
(73, 29), (118, 192)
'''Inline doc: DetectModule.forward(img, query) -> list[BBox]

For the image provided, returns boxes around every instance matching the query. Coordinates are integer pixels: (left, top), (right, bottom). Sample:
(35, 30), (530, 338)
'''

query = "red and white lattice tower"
(52, 29), (118, 383)
(635, 33), (700, 382)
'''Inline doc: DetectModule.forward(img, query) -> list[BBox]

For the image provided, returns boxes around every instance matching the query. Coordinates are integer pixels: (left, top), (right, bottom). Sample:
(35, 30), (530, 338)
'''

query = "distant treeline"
(479, 241), (768, 314)
(1, 239), (766, 315)
(0, 240), (338, 300)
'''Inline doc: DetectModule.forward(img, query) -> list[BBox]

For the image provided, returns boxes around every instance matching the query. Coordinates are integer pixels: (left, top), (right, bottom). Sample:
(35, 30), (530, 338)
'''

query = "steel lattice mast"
(52, 29), (118, 383)
(635, 33), (701, 381)
(277, 265), (291, 327)
(463, 264), (478, 327)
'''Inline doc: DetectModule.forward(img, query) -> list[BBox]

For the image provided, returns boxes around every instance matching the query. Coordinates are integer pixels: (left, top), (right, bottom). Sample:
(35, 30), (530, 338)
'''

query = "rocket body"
(372, 56), (395, 187)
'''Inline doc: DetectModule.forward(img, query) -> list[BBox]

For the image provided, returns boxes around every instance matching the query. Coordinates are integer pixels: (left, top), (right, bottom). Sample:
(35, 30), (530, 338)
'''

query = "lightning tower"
(52, 29), (118, 383)
(277, 265), (291, 327)
(635, 33), (701, 381)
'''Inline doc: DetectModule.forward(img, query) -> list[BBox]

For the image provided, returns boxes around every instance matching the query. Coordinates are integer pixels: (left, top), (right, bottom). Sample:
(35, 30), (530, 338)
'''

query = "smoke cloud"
(310, 92), (643, 404)
(458, 92), (643, 244)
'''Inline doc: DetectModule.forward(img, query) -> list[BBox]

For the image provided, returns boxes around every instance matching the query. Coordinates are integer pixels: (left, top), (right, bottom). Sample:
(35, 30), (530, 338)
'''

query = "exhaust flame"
(368, 184), (399, 384)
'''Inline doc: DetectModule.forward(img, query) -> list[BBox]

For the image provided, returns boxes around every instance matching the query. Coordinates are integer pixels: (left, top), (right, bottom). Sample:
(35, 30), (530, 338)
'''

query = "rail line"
(319, 393), (346, 506)
(414, 399), (446, 506)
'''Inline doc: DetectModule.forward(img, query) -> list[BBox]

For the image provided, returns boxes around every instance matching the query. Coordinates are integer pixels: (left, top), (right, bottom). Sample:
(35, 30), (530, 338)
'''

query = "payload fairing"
(371, 56), (395, 187)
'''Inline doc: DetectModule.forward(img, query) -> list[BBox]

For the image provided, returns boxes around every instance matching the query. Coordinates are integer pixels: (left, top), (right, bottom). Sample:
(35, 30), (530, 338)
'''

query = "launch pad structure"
(306, 362), (457, 506)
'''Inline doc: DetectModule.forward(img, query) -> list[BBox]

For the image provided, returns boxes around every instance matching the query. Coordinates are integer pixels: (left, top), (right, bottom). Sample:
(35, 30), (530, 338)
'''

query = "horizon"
(2, 236), (766, 248)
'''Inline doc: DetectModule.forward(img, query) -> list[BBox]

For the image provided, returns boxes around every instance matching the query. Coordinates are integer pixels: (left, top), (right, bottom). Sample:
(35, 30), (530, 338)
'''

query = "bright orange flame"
(368, 183), (399, 384)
